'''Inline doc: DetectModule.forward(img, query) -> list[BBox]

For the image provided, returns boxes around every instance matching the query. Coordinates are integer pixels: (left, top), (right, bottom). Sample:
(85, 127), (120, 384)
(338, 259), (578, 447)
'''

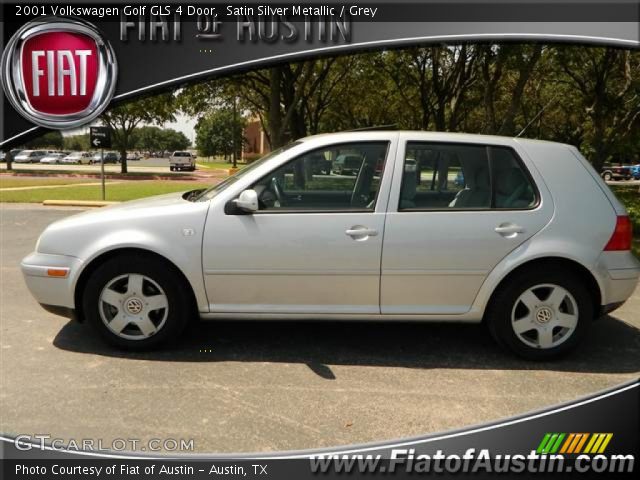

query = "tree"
(159, 129), (190, 152)
(195, 108), (246, 160)
(63, 134), (90, 151)
(100, 94), (176, 173)
(556, 47), (640, 169)
(24, 131), (64, 149)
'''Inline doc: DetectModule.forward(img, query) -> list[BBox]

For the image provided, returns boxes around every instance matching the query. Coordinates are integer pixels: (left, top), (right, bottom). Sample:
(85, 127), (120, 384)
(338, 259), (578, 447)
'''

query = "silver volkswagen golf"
(21, 132), (639, 358)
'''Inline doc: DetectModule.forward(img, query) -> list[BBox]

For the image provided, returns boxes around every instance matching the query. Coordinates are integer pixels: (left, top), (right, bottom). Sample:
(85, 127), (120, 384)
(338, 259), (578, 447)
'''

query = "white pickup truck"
(169, 151), (196, 171)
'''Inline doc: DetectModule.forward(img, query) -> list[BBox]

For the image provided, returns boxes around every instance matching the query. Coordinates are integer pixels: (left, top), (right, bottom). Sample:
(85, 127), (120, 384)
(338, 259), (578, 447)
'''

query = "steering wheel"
(270, 177), (285, 207)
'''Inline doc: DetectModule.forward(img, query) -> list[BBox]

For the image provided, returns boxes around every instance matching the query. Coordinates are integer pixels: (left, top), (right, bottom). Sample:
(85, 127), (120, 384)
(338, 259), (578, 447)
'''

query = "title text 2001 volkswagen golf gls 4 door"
(22, 132), (639, 359)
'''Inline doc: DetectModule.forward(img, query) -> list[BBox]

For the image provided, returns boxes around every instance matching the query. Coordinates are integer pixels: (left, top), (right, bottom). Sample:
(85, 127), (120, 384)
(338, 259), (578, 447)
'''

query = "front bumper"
(21, 252), (83, 311)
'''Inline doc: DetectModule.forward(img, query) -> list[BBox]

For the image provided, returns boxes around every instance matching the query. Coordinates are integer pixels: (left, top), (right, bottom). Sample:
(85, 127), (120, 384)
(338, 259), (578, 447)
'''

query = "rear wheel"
(603, 172), (612, 181)
(487, 268), (593, 359)
(82, 255), (192, 349)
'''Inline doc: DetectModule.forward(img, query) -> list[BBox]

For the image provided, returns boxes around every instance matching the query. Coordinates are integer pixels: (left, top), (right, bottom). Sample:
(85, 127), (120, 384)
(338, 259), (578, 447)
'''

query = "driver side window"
(252, 142), (389, 212)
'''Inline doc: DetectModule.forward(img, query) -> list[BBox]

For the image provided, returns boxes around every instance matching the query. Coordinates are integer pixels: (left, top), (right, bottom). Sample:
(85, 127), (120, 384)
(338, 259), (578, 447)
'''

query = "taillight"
(604, 215), (633, 251)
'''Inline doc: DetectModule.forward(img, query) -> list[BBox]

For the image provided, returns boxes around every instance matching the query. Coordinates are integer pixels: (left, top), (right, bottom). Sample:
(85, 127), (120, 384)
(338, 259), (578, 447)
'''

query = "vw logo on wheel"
(535, 306), (553, 324)
(1, 17), (118, 129)
(125, 298), (144, 315)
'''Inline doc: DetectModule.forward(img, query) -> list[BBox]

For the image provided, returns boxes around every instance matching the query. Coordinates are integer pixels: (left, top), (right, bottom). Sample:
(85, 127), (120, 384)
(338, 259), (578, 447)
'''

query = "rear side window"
(399, 142), (537, 211)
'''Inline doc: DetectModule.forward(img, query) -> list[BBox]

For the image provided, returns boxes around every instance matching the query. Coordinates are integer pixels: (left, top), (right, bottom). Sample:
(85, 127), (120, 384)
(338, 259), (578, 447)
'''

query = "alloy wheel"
(98, 273), (169, 340)
(511, 283), (579, 349)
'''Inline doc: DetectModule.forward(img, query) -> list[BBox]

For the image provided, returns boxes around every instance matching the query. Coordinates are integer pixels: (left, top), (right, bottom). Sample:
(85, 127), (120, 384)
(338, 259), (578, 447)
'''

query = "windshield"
(194, 142), (302, 202)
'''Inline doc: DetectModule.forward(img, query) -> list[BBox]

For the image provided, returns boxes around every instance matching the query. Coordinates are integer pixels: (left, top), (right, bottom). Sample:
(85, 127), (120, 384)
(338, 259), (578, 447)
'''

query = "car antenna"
(516, 93), (559, 138)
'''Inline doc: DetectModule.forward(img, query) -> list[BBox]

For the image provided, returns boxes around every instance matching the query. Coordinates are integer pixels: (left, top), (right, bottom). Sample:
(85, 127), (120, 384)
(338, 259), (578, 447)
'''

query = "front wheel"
(486, 269), (593, 360)
(82, 255), (192, 349)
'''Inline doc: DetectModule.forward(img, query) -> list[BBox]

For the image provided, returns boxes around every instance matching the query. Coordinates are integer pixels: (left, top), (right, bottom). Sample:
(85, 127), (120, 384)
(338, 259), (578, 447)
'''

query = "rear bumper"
(595, 251), (640, 308)
(21, 252), (83, 310)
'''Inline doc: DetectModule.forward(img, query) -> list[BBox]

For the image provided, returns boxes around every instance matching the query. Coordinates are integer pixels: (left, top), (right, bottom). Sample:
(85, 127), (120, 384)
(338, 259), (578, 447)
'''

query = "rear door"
(380, 136), (553, 315)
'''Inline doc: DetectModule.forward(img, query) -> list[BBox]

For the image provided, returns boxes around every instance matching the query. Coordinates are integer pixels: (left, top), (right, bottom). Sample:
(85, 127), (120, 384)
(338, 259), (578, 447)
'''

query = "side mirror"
(232, 189), (259, 213)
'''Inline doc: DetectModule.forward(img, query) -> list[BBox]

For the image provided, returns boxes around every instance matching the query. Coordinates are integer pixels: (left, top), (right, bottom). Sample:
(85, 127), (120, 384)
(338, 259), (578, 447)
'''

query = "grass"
(0, 181), (211, 203)
(610, 185), (640, 258)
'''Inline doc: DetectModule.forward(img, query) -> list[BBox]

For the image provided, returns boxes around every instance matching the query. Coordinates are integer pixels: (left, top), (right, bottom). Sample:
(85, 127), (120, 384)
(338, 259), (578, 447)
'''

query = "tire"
(486, 267), (593, 360)
(82, 254), (192, 349)
(602, 172), (612, 181)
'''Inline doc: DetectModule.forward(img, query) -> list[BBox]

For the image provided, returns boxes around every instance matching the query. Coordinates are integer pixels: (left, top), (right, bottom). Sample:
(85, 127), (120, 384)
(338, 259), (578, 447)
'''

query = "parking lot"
(1, 202), (639, 453)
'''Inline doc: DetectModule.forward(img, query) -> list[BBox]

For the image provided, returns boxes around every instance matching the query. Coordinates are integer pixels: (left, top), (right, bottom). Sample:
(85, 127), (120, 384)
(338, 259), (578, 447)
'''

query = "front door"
(202, 139), (395, 315)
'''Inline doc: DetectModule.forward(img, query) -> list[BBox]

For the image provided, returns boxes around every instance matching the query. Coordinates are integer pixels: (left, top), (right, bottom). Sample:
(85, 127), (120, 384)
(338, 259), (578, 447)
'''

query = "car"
(332, 153), (363, 175)
(39, 152), (68, 164)
(169, 151), (196, 171)
(631, 164), (640, 180)
(600, 163), (632, 181)
(127, 152), (141, 161)
(90, 152), (120, 164)
(21, 131), (639, 359)
(62, 152), (92, 165)
(13, 150), (48, 163)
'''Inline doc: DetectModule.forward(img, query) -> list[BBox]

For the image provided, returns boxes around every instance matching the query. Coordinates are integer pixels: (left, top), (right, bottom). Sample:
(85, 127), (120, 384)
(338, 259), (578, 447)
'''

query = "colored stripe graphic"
(543, 433), (613, 455)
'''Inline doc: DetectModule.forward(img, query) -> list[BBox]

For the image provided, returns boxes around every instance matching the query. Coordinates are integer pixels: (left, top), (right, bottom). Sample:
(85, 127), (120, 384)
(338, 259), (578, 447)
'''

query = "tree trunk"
(268, 66), (284, 148)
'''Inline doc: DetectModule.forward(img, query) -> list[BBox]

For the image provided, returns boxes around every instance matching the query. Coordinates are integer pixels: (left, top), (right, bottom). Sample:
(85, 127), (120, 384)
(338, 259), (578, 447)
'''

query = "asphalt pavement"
(1, 203), (639, 453)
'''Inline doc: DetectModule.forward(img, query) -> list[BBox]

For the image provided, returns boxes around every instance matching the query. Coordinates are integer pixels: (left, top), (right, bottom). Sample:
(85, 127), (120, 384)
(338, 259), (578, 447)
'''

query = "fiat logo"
(1, 17), (117, 129)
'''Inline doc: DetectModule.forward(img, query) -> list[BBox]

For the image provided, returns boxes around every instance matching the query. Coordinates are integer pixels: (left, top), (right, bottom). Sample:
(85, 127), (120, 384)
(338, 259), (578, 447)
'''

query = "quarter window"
(253, 142), (389, 212)
(399, 142), (536, 210)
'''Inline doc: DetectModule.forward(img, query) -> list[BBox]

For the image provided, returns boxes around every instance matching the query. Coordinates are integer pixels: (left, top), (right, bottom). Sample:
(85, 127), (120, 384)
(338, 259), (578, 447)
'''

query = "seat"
(449, 167), (490, 208)
(399, 167), (418, 209)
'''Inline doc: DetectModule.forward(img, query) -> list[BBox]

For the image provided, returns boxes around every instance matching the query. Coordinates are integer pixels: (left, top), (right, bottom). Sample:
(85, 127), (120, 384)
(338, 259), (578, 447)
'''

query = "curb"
(42, 200), (120, 207)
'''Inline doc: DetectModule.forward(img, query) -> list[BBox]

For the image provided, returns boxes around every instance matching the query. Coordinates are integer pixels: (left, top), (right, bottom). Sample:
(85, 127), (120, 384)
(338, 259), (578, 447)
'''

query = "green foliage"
(135, 126), (190, 152)
(195, 108), (246, 158)
(100, 93), (176, 172)
(178, 45), (640, 166)
(23, 131), (64, 149)
(611, 186), (640, 258)
(63, 134), (90, 151)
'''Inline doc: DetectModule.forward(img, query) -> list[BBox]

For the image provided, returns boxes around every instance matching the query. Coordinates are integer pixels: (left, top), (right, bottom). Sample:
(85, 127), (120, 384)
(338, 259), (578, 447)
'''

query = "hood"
(36, 190), (210, 257)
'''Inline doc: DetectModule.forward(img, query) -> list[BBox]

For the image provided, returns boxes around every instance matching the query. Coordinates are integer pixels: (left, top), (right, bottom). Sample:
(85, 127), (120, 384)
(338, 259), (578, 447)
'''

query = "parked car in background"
(332, 154), (363, 175)
(169, 151), (196, 171)
(14, 150), (48, 163)
(40, 152), (68, 164)
(600, 163), (632, 181)
(127, 152), (141, 161)
(631, 164), (640, 180)
(62, 152), (92, 164)
(21, 131), (639, 359)
(90, 152), (120, 164)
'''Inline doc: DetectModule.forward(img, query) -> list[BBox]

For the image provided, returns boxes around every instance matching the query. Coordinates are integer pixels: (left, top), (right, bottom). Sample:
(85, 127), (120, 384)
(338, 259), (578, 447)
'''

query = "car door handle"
(494, 223), (525, 236)
(345, 227), (378, 237)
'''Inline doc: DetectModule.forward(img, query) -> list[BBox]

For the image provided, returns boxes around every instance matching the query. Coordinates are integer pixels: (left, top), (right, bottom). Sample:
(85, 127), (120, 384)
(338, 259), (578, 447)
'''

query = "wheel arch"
(483, 256), (602, 323)
(73, 247), (198, 322)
